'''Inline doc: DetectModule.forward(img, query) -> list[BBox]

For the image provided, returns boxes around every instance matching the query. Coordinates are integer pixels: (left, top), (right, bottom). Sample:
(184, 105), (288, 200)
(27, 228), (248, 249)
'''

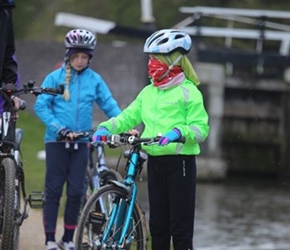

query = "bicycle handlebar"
(56, 131), (93, 142)
(0, 81), (64, 97)
(105, 133), (186, 147)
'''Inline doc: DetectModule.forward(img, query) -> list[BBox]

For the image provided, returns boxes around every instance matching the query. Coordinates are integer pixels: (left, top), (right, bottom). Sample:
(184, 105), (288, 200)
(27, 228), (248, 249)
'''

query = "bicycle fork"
(101, 183), (138, 249)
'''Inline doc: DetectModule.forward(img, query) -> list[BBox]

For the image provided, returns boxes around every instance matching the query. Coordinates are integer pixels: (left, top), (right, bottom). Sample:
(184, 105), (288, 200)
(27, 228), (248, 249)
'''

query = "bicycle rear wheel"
(75, 185), (147, 250)
(0, 158), (19, 250)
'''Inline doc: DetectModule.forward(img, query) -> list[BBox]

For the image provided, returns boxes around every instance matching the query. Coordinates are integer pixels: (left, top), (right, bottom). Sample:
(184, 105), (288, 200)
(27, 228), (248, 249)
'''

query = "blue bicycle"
(75, 133), (185, 250)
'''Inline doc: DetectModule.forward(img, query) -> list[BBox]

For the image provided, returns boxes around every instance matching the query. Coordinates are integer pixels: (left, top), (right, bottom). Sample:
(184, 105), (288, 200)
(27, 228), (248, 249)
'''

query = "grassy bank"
(18, 112), (46, 194)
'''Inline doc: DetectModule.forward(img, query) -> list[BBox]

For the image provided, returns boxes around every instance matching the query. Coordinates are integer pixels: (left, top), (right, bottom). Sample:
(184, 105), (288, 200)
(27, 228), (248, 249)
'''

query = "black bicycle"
(75, 133), (185, 250)
(0, 81), (64, 250)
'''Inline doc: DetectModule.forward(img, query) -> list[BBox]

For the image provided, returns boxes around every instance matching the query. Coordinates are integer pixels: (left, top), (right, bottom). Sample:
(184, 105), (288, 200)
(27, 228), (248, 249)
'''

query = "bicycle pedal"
(28, 191), (45, 209)
(89, 211), (106, 233)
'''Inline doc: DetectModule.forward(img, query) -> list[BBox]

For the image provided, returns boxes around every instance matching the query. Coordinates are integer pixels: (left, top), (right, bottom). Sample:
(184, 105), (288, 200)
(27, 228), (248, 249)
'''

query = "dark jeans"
(43, 142), (89, 233)
(147, 155), (196, 250)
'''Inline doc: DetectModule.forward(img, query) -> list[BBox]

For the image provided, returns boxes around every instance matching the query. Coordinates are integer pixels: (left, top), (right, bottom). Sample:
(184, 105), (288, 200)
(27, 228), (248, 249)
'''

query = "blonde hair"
(63, 63), (71, 101)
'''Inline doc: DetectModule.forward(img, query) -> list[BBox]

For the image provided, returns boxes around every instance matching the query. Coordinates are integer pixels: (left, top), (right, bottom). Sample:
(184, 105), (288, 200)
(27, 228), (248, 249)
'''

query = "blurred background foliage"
(14, 0), (290, 44)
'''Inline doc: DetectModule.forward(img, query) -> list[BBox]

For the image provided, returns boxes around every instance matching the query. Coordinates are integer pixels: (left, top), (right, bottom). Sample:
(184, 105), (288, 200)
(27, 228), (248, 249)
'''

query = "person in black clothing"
(0, 0), (20, 111)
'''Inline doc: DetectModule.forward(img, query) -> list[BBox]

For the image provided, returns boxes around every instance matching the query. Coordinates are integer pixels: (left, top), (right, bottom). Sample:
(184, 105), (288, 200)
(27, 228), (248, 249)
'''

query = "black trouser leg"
(148, 155), (196, 250)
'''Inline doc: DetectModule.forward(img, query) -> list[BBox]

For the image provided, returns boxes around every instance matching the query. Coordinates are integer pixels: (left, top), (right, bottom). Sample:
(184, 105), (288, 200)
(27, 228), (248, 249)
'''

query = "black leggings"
(147, 155), (196, 250)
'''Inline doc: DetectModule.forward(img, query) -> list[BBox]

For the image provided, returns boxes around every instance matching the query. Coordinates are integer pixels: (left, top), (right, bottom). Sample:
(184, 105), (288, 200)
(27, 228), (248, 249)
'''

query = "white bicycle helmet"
(143, 29), (192, 54)
(64, 29), (96, 50)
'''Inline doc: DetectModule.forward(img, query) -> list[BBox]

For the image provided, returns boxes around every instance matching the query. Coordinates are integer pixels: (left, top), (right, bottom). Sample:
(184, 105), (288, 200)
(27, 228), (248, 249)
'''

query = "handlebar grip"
(56, 131), (92, 142)
(155, 135), (186, 144)
(43, 87), (63, 95)
(19, 100), (27, 110)
(41, 84), (64, 95)
(59, 84), (64, 94)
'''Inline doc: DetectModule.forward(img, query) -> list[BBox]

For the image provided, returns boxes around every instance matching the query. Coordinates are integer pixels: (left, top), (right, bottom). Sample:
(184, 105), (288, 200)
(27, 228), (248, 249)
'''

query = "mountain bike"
(0, 81), (64, 250)
(75, 133), (185, 250)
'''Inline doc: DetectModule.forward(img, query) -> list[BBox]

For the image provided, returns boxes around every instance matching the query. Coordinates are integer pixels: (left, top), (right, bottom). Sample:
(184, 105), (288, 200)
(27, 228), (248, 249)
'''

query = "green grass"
(17, 112), (46, 194)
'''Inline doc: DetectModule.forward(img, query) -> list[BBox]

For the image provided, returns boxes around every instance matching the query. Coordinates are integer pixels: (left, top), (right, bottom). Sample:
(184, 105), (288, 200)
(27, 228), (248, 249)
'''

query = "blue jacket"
(34, 65), (121, 143)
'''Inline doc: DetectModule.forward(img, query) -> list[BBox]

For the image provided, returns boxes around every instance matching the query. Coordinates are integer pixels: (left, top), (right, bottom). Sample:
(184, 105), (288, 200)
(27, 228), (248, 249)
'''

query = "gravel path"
(20, 208), (63, 249)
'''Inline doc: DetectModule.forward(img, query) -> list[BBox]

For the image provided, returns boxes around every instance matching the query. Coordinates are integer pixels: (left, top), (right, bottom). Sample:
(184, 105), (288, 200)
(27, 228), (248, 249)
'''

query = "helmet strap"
(158, 54), (183, 81)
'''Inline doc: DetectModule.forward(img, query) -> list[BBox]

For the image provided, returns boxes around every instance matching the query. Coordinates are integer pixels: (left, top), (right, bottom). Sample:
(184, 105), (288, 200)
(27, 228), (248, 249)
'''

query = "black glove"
(58, 128), (73, 140)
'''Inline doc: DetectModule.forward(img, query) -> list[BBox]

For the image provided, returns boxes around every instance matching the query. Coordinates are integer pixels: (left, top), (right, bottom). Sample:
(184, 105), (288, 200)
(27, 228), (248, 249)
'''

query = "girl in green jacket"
(93, 29), (209, 250)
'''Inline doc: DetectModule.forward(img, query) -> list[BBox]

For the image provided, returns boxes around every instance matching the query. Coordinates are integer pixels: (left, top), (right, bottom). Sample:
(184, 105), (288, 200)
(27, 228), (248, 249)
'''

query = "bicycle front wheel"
(0, 158), (19, 250)
(75, 185), (147, 250)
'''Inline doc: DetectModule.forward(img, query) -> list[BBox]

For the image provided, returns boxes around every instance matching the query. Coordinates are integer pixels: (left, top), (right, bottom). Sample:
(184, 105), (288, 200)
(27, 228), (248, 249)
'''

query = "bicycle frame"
(84, 143), (108, 213)
(0, 113), (27, 224)
(0, 81), (64, 250)
(88, 143), (107, 192)
(100, 136), (148, 248)
(0, 94), (27, 228)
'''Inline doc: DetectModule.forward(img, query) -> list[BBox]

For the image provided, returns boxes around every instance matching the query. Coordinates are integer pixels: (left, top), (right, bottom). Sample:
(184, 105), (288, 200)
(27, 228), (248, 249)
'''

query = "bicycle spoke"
(76, 185), (147, 250)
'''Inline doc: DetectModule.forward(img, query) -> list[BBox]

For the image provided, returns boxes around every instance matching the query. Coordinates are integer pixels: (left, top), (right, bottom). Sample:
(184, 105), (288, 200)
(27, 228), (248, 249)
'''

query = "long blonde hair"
(63, 62), (71, 101)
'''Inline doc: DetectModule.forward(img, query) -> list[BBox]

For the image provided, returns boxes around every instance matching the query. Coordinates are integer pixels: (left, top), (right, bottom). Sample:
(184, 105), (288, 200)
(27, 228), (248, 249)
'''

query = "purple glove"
(92, 127), (110, 144)
(158, 128), (181, 146)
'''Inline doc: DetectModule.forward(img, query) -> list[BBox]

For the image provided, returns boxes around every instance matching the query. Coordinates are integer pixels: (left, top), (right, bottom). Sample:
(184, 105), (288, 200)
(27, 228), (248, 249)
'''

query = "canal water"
(136, 177), (290, 250)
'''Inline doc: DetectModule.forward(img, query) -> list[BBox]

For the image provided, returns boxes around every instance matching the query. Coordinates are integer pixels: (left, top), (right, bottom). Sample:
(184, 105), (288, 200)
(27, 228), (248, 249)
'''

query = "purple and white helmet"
(64, 29), (96, 50)
(143, 29), (192, 54)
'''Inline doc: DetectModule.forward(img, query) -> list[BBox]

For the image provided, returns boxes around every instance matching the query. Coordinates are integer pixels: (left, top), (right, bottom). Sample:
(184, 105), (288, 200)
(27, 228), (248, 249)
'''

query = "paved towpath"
(20, 208), (63, 249)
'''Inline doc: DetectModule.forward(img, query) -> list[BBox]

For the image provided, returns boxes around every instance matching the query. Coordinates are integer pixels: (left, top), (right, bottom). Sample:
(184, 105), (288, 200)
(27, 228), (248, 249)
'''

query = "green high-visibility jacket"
(98, 79), (209, 156)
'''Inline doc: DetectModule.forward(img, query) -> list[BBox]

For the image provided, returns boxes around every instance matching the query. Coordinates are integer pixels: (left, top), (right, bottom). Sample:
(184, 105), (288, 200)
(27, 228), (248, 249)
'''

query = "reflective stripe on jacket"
(99, 78), (209, 156)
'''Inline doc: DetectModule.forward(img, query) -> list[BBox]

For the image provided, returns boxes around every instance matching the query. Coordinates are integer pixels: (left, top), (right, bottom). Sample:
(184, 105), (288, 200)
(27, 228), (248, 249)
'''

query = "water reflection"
(136, 178), (290, 250)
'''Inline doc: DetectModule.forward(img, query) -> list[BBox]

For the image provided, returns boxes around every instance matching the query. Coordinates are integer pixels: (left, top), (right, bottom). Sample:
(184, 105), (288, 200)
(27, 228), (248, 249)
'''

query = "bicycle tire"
(13, 163), (22, 250)
(0, 158), (18, 250)
(75, 184), (147, 250)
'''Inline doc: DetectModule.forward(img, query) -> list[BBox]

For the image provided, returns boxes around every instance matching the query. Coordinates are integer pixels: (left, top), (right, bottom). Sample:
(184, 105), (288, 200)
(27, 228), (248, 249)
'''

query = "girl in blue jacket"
(34, 29), (121, 250)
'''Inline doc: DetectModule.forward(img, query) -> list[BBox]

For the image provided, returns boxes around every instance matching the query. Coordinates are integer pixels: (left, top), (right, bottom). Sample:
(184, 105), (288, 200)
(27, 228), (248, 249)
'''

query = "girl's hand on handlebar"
(58, 129), (75, 141)
(92, 127), (110, 145)
(11, 96), (21, 111)
(128, 128), (139, 137)
(158, 128), (181, 146)
(10, 96), (23, 120)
